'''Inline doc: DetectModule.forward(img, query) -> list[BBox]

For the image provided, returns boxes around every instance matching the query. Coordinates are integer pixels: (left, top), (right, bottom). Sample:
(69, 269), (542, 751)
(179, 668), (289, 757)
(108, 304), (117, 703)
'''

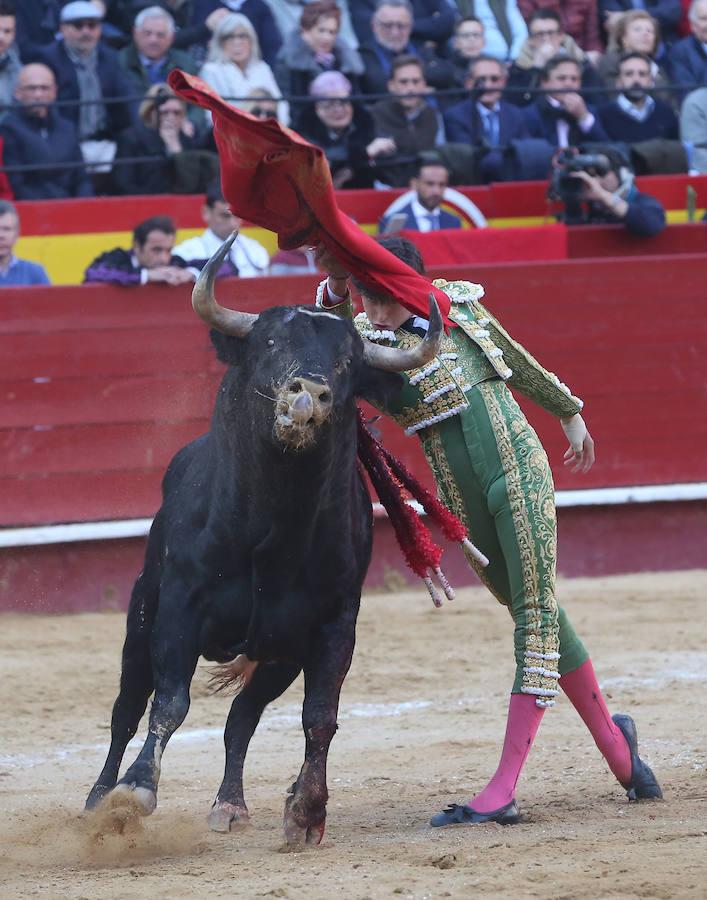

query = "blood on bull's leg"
(283, 611), (357, 847)
(209, 661), (301, 833)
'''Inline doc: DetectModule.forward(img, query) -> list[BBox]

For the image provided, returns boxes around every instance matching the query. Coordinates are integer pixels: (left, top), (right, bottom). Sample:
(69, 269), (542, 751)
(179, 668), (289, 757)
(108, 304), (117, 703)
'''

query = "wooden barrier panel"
(1, 253), (706, 528)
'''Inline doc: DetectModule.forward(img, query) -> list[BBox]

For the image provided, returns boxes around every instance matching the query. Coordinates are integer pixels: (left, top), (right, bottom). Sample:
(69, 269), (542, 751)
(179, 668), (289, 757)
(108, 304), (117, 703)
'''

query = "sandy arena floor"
(1, 571), (706, 900)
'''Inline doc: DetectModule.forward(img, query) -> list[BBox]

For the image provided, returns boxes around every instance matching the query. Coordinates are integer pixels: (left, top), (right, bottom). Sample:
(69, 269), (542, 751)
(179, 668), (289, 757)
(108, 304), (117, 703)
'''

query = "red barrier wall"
(13, 174), (707, 234)
(2, 252), (706, 529)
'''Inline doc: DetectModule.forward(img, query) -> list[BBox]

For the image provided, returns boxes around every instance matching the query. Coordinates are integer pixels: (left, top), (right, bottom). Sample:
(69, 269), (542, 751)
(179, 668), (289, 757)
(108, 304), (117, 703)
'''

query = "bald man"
(0, 63), (93, 199)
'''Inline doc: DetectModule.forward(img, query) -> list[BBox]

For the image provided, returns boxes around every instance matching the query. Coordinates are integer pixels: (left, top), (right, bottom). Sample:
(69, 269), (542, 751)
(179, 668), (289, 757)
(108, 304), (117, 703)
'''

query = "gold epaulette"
(433, 279), (513, 381)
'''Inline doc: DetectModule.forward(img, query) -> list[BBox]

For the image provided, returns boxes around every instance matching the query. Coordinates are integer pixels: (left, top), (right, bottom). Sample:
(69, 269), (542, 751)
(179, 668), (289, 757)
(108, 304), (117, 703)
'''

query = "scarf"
(66, 45), (105, 139)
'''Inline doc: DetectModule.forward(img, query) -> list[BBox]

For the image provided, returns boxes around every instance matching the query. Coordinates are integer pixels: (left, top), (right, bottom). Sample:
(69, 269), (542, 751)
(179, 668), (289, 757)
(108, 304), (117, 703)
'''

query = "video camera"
(548, 147), (612, 224)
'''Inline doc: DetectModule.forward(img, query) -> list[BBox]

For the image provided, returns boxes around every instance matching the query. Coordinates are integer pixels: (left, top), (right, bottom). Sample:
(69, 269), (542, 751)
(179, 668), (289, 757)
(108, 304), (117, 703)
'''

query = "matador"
(316, 235), (662, 826)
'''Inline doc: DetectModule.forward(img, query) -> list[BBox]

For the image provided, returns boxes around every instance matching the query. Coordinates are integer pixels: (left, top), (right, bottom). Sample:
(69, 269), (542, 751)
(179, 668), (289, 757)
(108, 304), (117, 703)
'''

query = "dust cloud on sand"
(1, 571), (706, 899)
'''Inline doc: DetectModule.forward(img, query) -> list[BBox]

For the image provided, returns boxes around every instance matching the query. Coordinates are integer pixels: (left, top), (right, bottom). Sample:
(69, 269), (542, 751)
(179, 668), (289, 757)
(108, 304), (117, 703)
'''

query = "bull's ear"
(354, 366), (403, 410)
(210, 329), (247, 365)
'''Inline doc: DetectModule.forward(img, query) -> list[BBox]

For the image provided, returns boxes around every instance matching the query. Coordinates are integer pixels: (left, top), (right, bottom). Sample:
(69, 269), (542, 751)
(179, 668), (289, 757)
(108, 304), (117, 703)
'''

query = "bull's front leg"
(283, 608), (357, 848)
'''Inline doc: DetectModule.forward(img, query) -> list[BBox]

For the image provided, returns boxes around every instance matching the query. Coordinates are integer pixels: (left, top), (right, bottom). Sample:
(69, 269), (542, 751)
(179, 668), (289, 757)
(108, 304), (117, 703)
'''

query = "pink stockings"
(470, 693), (544, 813)
(558, 659), (632, 785)
(468, 659), (631, 813)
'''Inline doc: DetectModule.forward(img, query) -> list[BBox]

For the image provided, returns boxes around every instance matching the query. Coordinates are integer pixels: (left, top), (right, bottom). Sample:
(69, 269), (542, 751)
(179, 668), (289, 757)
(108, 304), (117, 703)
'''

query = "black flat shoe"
(430, 800), (520, 827)
(612, 713), (663, 801)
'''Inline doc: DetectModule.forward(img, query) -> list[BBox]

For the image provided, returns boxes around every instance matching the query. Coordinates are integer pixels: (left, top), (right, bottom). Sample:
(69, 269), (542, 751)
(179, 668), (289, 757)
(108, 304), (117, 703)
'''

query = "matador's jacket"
(317, 277), (590, 707)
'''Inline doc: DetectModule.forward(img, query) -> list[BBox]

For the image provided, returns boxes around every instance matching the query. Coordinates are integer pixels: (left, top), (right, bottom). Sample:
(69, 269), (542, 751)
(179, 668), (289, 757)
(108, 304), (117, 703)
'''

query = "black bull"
(86, 236), (442, 846)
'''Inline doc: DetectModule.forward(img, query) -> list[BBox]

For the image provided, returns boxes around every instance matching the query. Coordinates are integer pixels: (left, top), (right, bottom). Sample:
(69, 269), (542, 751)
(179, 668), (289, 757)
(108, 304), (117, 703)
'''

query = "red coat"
(518, 0), (602, 51)
(0, 137), (14, 200)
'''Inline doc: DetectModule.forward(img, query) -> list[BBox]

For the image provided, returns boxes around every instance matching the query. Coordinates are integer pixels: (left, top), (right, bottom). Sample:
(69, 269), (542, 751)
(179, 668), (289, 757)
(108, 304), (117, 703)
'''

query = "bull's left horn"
(191, 232), (258, 337)
(363, 293), (443, 372)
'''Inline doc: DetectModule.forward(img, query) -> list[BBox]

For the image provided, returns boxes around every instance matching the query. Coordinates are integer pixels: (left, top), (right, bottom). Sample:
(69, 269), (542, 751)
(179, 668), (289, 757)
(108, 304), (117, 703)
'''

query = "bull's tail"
(207, 654), (259, 695)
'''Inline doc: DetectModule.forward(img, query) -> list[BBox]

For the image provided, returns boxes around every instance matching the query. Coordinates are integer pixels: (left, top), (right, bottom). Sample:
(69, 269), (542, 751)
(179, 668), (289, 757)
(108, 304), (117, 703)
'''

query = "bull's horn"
(363, 293), (443, 373)
(191, 232), (258, 337)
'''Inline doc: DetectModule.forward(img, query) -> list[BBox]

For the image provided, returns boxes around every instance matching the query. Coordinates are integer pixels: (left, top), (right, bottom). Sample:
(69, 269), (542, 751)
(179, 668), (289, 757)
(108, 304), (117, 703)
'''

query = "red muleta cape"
(168, 70), (452, 326)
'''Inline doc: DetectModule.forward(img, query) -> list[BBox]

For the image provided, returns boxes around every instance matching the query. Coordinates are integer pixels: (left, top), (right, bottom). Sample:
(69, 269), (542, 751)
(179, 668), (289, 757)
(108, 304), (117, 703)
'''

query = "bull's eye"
(334, 357), (351, 374)
(266, 339), (275, 348)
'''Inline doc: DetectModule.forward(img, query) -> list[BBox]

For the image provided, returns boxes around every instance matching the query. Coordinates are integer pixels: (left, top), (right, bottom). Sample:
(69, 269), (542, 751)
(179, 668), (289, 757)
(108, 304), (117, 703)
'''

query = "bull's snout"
(285, 378), (332, 424)
(274, 377), (333, 448)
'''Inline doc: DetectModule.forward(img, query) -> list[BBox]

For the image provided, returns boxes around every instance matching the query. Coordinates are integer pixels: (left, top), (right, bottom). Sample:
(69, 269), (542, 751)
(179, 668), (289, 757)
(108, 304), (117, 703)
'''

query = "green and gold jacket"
(317, 278), (583, 434)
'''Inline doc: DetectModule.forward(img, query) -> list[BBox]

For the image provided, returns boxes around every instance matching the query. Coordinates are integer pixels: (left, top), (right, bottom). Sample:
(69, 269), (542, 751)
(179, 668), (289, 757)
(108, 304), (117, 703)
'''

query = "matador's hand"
(561, 414), (595, 474)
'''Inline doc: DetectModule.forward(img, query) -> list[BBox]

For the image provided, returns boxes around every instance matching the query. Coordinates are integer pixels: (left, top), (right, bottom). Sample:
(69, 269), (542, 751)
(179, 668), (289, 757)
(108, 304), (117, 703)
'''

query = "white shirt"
(410, 197), (442, 232)
(199, 59), (289, 125)
(173, 228), (270, 278)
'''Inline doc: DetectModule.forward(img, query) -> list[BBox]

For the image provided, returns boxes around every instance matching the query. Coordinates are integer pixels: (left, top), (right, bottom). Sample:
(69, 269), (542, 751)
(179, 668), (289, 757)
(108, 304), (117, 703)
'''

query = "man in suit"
(118, 6), (198, 102)
(598, 52), (679, 143)
(668, 0), (707, 99)
(523, 56), (608, 147)
(444, 54), (528, 181)
(378, 160), (462, 232)
(38, 1), (134, 163)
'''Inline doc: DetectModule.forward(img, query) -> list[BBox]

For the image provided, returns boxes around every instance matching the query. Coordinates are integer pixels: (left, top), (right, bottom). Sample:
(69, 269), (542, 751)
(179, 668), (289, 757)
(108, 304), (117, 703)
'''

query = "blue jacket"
(37, 41), (135, 140)
(379, 201), (462, 233)
(0, 105), (93, 200)
(587, 188), (666, 237)
(444, 98), (528, 146)
(667, 36), (707, 99)
(523, 97), (609, 147)
(0, 257), (50, 286)
(14, 0), (61, 58)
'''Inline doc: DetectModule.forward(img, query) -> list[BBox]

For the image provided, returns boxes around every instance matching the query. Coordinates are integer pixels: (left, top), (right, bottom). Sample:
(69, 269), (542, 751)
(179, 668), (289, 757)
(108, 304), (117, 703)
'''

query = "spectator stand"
(12, 174), (707, 284)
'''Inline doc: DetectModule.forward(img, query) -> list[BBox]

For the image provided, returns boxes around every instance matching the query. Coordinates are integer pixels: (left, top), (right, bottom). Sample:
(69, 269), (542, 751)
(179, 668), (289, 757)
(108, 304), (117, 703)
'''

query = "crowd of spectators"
(1, 0), (707, 284)
(0, 0), (705, 194)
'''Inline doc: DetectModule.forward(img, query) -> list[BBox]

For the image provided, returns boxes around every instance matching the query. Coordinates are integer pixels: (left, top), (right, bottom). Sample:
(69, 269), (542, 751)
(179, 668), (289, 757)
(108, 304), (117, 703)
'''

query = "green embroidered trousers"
(420, 379), (589, 702)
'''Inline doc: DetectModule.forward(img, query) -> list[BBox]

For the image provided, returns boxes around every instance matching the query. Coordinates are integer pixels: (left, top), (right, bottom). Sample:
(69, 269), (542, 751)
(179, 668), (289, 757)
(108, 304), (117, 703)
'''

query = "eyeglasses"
(530, 27), (560, 38)
(316, 98), (351, 109)
(376, 20), (410, 30)
(67, 19), (101, 30)
(224, 32), (251, 40)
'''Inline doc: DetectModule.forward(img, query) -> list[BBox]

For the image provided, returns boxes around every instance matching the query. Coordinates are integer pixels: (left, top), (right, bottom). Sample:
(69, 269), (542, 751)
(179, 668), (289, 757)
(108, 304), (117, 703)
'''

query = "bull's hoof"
(85, 782), (114, 811)
(283, 809), (325, 848)
(109, 782), (157, 816)
(208, 801), (251, 833)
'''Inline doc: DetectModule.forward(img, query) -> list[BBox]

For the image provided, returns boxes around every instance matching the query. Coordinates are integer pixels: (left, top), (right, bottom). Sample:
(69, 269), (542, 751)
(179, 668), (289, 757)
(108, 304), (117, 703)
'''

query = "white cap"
(60, 1), (103, 23)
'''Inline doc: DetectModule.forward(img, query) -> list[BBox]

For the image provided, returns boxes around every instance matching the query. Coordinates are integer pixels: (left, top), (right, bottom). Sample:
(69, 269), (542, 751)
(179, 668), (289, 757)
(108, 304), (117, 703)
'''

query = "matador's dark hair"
(351, 235), (425, 300)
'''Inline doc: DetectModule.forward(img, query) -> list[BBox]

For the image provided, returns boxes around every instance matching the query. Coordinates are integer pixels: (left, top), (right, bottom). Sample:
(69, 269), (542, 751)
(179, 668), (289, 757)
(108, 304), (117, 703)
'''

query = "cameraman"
(556, 147), (666, 236)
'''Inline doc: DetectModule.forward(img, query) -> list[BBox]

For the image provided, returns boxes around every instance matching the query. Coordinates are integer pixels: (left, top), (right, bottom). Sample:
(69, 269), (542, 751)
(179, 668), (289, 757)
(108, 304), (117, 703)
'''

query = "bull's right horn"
(363, 293), (443, 373)
(191, 232), (258, 337)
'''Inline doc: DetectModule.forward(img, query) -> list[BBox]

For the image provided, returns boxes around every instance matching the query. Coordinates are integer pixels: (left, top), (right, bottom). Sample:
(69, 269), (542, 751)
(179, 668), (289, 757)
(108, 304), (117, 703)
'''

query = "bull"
(85, 235), (442, 846)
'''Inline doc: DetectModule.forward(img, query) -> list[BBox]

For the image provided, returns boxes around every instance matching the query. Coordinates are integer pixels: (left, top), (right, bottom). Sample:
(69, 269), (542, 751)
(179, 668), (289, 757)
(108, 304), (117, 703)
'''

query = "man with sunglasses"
(444, 55), (527, 181)
(37, 1), (134, 164)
